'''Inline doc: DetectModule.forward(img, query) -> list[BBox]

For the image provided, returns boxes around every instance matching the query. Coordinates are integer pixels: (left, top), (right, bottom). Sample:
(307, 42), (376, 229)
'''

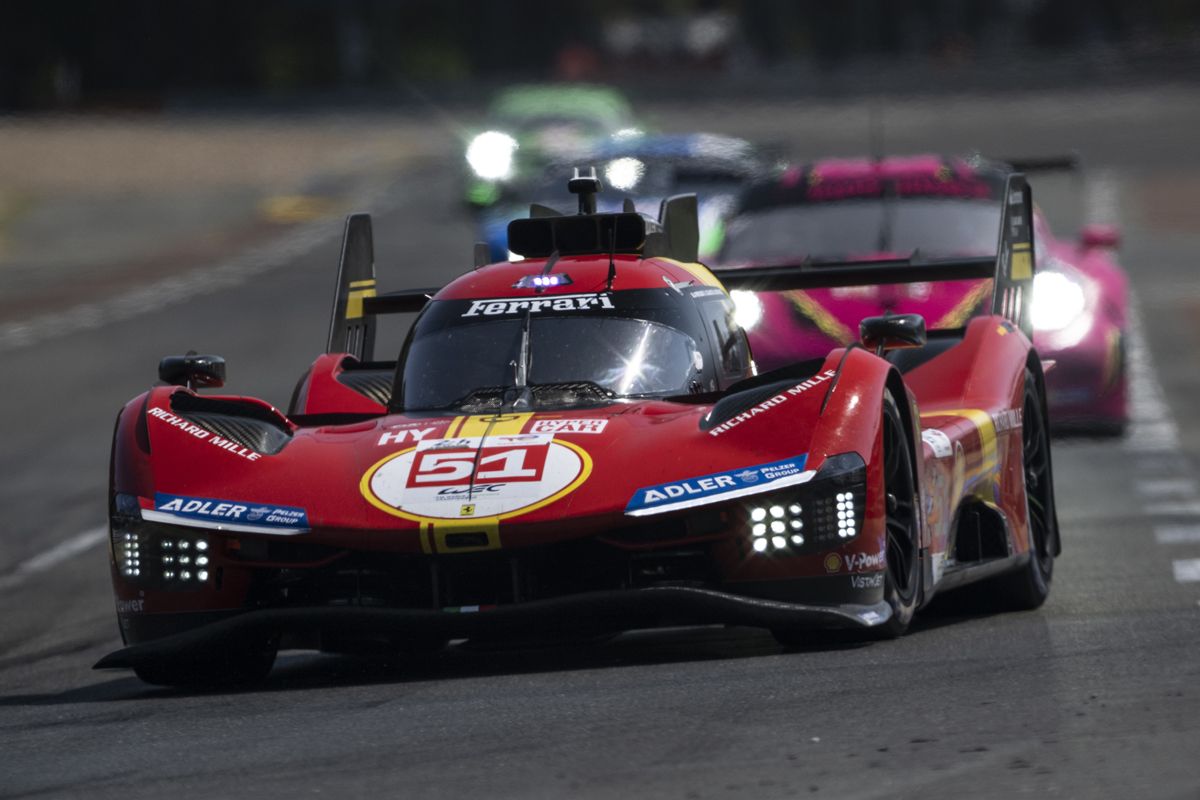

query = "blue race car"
(478, 133), (768, 262)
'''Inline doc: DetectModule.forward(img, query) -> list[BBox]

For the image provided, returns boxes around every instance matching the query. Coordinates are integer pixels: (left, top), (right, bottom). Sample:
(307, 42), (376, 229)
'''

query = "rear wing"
(712, 173), (1037, 339)
(1001, 153), (1080, 174)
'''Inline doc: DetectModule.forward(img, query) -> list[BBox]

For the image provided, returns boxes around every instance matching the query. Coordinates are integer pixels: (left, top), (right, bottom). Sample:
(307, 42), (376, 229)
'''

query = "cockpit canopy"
(395, 285), (752, 413)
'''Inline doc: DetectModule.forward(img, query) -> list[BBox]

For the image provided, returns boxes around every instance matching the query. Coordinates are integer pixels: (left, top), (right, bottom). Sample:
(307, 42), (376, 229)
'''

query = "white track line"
(1123, 295), (1200, 589)
(1136, 478), (1198, 498)
(1147, 501), (1200, 517)
(1123, 303), (1181, 455)
(0, 181), (401, 354)
(0, 220), (335, 353)
(1173, 560), (1200, 583)
(1155, 526), (1200, 545)
(0, 525), (107, 591)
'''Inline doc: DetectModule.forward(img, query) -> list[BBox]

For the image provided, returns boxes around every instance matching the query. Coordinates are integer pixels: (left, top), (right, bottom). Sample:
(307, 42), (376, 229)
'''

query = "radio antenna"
(605, 228), (617, 291)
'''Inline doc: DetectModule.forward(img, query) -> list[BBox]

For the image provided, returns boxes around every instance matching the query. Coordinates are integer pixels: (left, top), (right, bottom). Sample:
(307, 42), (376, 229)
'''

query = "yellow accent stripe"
(920, 408), (997, 471)
(1013, 242), (1031, 251)
(446, 416), (466, 437)
(457, 412), (532, 437)
(934, 279), (993, 330)
(428, 516), (501, 554)
(1010, 251), (1033, 280)
(345, 287), (377, 319)
(653, 257), (726, 289)
(784, 290), (856, 344)
(1102, 327), (1122, 388)
(349, 279), (376, 288)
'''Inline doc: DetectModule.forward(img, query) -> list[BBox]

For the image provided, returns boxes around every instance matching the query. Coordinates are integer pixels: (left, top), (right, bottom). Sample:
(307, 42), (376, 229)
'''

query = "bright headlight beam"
(466, 131), (518, 180)
(1031, 271), (1087, 332)
(730, 290), (762, 330)
(604, 157), (644, 191)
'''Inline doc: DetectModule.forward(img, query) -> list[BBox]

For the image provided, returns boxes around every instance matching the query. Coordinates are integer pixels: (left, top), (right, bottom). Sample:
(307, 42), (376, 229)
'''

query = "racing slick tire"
(870, 390), (922, 638)
(993, 367), (1059, 610)
(132, 634), (279, 688)
(772, 390), (920, 646)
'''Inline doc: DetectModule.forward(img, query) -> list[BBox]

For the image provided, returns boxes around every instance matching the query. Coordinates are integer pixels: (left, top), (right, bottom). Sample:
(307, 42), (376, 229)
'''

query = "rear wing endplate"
(326, 213), (378, 360)
(712, 173), (1037, 340)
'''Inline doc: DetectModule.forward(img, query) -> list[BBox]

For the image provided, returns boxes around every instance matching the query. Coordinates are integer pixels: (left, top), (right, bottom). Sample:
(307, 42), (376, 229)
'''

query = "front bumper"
(95, 586), (890, 671)
(1038, 323), (1126, 428)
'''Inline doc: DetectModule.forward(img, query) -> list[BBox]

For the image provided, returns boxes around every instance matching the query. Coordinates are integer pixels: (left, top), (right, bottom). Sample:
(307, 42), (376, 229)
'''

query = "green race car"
(463, 84), (640, 208)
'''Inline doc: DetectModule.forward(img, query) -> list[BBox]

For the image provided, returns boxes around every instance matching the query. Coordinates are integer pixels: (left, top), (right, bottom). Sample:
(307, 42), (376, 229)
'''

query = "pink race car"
(716, 154), (1128, 434)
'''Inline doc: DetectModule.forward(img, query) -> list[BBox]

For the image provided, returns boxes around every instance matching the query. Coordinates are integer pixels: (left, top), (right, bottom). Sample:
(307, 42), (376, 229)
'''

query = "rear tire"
(994, 367), (1058, 609)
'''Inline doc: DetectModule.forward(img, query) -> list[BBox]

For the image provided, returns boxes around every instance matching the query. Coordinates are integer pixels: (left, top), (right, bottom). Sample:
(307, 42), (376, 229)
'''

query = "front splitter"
(95, 586), (891, 670)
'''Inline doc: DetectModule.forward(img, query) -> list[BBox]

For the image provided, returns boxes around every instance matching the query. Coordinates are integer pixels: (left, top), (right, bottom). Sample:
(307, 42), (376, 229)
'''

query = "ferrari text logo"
(461, 293), (615, 317)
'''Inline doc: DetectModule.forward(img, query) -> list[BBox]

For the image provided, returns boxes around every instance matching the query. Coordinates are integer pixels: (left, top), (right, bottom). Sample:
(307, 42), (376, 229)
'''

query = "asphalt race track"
(2, 88), (1199, 799)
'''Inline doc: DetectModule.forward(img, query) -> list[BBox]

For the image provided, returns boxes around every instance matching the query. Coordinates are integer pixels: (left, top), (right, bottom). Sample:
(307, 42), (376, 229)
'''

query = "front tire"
(994, 367), (1058, 609)
(771, 390), (920, 646)
(873, 391), (922, 638)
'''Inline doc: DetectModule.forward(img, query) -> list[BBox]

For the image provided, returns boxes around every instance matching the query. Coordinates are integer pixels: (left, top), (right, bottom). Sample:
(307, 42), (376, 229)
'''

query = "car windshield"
(720, 198), (1001, 263)
(400, 309), (701, 412)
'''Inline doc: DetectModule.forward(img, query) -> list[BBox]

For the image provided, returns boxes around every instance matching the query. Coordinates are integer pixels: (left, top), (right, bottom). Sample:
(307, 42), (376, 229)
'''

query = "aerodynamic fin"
(530, 203), (562, 219)
(1001, 154), (1081, 174)
(991, 173), (1035, 339)
(655, 193), (699, 263)
(326, 213), (378, 360)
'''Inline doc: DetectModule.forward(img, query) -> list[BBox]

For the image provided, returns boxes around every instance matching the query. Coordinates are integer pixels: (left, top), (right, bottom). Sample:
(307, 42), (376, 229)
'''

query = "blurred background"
(5, 1), (1199, 107)
(3, 0), (1198, 348)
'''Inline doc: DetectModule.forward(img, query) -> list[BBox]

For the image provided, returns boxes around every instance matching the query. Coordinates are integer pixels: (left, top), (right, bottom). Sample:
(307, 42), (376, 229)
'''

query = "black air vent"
(701, 359), (826, 432)
(337, 369), (393, 406)
(170, 394), (292, 455)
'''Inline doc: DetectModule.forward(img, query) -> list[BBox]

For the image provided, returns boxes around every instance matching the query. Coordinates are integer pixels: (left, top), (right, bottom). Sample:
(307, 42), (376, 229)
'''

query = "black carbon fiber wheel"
(874, 391), (921, 638)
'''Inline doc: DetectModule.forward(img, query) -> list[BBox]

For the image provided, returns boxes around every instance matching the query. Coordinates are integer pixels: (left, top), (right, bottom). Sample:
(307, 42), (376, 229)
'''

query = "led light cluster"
(749, 503), (804, 553)
(160, 537), (211, 582)
(835, 492), (856, 538)
(513, 273), (574, 289)
(118, 531), (141, 578)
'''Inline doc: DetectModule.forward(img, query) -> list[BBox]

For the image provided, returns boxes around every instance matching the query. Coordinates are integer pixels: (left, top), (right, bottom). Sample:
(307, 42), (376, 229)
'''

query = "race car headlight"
(730, 290), (762, 331)
(1031, 271), (1086, 332)
(744, 453), (866, 556)
(465, 131), (518, 181)
(604, 157), (645, 191)
(111, 496), (217, 589)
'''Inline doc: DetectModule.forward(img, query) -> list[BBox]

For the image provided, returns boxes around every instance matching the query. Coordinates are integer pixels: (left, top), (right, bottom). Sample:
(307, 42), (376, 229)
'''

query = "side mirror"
(158, 354), (226, 390)
(1080, 223), (1120, 251)
(860, 314), (926, 356)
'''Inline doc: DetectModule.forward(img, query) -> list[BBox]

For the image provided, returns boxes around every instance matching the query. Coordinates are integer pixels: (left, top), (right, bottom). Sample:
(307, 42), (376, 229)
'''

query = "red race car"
(99, 172), (1060, 686)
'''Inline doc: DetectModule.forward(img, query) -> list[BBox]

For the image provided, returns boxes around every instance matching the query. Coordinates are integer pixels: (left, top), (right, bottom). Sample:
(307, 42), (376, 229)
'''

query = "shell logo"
(823, 553), (842, 573)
